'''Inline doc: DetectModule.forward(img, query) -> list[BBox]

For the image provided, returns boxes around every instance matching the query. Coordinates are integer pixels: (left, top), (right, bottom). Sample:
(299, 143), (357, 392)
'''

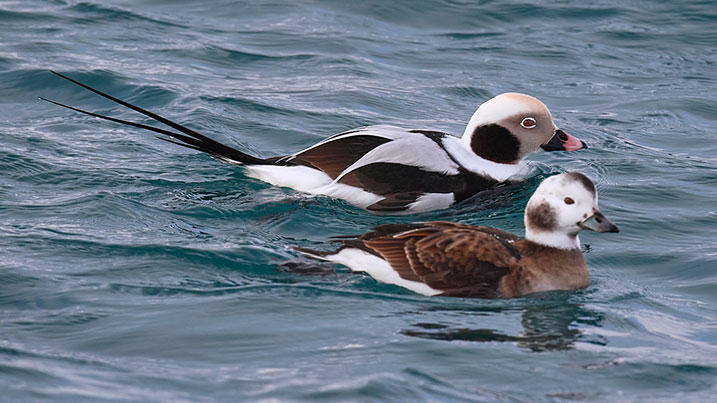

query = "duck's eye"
(521, 117), (537, 129)
(564, 197), (575, 205)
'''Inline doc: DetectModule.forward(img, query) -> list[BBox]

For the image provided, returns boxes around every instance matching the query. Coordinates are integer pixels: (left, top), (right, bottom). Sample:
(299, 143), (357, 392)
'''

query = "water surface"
(1, 0), (716, 401)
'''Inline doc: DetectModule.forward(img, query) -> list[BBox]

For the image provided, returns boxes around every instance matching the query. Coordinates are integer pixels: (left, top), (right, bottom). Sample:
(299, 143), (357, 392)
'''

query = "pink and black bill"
(540, 129), (587, 152)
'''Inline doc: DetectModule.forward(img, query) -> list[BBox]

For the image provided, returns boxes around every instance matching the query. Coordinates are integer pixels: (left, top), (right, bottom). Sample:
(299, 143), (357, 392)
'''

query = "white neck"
(525, 228), (581, 250)
(441, 137), (529, 182)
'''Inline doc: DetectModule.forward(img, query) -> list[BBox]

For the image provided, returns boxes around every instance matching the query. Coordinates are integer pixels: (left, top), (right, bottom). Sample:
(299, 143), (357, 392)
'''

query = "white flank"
(335, 135), (459, 182)
(309, 182), (383, 208)
(246, 165), (384, 208)
(407, 193), (455, 213)
(441, 136), (528, 181)
(324, 248), (442, 296)
(244, 165), (332, 192)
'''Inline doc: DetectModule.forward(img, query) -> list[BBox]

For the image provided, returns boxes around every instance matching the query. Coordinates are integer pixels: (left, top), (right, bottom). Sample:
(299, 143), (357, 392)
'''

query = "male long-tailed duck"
(296, 173), (619, 298)
(42, 71), (586, 214)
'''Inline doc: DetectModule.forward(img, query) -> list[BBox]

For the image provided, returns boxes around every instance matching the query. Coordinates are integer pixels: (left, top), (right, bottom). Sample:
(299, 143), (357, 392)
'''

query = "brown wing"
(362, 222), (522, 298)
(412, 229), (521, 298)
(287, 134), (391, 179)
(355, 223), (434, 282)
(410, 221), (520, 239)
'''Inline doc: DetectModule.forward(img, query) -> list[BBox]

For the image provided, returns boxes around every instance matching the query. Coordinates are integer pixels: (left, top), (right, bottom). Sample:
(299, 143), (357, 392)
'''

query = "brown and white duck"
(43, 71), (586, 214)
(296, 173), (619, 298)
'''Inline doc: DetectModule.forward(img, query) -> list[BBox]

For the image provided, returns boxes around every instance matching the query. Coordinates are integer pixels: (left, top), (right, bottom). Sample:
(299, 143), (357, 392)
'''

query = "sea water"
(1, 0), (716, 401)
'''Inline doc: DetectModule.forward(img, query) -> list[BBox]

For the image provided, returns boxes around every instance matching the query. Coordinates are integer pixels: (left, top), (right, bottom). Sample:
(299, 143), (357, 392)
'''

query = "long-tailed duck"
(295, 173), (619, 298)
(42, 71), (586, 214)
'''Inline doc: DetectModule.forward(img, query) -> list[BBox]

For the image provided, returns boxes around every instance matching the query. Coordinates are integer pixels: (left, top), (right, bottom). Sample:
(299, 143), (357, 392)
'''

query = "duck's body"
(297, 173), (619, 298)
(43, 71), (586, 214)
(247, 125), (527, 212)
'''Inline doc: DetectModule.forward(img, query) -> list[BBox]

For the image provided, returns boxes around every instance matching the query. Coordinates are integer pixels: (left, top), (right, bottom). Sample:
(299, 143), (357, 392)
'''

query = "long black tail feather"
(42, 70), (268, 166)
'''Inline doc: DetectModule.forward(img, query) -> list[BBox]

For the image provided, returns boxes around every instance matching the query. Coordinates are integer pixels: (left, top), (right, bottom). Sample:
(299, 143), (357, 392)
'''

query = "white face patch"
(524, 173), (600, 250)
(476, 94), (536, 125)
(462, 93), (551, 138)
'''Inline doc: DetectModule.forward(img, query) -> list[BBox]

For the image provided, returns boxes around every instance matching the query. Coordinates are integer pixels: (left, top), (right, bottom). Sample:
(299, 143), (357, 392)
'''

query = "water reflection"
(279, 261), (607, 352)
(400, 300), (606, 352)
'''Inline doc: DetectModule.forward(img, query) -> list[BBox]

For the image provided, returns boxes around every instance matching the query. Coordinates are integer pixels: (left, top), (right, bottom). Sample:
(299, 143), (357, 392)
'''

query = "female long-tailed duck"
(42, 71), (586, 214)
(296, 173), (619, 298)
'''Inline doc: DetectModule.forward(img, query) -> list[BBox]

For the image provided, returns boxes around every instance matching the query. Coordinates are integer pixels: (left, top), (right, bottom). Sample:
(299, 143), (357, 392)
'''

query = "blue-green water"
(2, 0), (716, 401)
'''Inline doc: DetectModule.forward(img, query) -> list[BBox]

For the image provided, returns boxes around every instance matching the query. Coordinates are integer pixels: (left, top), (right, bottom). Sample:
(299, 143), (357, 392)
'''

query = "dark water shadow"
(279, 258), (606, 351)
(277, 261), (341, 277)
(400, 297), (605, 352)
(411, 178), (540, 221)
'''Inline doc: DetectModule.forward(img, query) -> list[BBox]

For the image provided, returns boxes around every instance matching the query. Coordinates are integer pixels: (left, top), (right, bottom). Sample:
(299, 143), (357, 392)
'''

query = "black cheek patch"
(526, 202), (558, 232)
(470, 124), (520, 164)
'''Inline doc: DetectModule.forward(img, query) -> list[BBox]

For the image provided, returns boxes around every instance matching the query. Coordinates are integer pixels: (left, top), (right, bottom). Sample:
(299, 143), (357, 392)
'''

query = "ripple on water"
(2, 0), (717, 401)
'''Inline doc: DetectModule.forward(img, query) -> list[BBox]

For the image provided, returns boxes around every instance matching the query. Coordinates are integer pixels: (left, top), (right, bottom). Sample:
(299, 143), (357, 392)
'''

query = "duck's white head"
(524, 172), (619, 250)
(461, 93), (586, 164)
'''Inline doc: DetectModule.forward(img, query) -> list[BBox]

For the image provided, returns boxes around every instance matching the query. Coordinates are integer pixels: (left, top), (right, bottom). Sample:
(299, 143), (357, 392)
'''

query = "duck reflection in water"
(399, 297), (606, 352)
(281, 261), (607, 351)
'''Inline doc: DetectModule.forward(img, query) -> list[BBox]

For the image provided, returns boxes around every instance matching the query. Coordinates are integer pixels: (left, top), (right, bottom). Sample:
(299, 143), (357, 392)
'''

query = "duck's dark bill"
(541, 129), (587, 152)
(579, 211), (619, 233)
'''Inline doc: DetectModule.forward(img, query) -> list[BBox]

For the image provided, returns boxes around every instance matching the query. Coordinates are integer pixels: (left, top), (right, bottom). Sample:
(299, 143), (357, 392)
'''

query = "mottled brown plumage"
(297, 173), (618, 299)
(354, 222), (588, 298)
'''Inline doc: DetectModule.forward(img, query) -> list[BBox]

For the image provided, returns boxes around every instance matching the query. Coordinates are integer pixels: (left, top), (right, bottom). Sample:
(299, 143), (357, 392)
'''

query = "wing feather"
(289, 134), (391, 178)
(361, 222), (522, 297)
(363, 234), (423, 282)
